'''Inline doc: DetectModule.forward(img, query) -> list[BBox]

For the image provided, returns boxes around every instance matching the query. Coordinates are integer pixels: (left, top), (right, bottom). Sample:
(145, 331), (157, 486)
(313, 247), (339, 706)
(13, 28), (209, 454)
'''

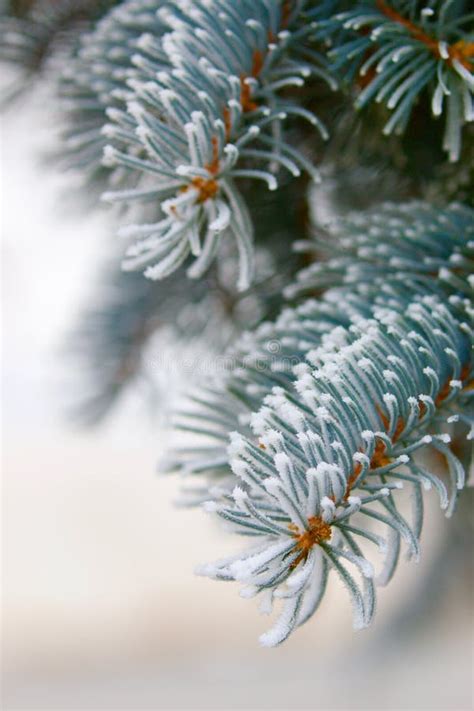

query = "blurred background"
(2, 86), (474, 711)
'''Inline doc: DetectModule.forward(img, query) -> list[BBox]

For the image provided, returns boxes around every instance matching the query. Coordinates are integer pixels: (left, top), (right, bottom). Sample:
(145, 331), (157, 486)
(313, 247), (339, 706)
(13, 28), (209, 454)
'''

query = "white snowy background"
(1, 85), (473, 711)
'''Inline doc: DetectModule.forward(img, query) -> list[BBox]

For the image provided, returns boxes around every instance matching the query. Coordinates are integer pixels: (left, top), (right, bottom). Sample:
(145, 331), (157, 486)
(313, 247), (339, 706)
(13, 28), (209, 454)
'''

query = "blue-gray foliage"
(164, 202), (473, 645)
(1, 0), (473, 648)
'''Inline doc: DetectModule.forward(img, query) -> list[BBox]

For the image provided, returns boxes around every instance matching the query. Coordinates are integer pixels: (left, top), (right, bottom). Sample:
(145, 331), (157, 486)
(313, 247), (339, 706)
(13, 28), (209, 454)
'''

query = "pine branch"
(1, 0), (473, 651)
(204, 292), (470, 646)
(287, 200), (474, 296)
(165, 202), (473, 645)
(166, 202), (473, 485)
(97, 0), (333, 289)
(313, 0), (474, 161)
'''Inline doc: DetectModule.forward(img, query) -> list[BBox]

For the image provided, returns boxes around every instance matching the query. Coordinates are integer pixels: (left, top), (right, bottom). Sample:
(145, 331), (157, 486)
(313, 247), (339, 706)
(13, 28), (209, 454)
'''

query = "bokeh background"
(2, 87), (473, 711)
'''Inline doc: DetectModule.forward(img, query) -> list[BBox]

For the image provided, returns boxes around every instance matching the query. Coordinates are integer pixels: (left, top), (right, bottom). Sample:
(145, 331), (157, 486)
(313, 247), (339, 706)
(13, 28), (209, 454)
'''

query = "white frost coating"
(230, 539), (294, 581)
(228, 431), (246, 457)
(95, 0), (329, 288)
(172, 202), (473, 645)
(259, 596), (300, 647)
(320, 496), (336, 522)
(274, 452), (291, 477)
(232, 486), (248, 504)
(353, 452), (370, 465)
(262, 429), (285, 449)
(230, 459), (249, 479)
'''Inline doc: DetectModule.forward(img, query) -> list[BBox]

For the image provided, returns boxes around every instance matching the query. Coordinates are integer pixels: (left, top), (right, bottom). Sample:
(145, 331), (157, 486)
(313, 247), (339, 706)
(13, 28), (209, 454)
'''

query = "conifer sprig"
(313, 0), (474, 161)
(166, 202), (473, 490)
(100, 0), (332, 289)
(165, 202), (473, 645)
(198, 292), (471, 646)
(1, 0), (473, 651)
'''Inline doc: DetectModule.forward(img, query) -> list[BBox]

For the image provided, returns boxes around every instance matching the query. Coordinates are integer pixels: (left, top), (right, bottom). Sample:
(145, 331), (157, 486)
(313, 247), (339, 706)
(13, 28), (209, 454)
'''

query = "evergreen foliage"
(1, 0), (472, 646)
(173, 202), (472, 645)
(316, 0), (474, 161)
